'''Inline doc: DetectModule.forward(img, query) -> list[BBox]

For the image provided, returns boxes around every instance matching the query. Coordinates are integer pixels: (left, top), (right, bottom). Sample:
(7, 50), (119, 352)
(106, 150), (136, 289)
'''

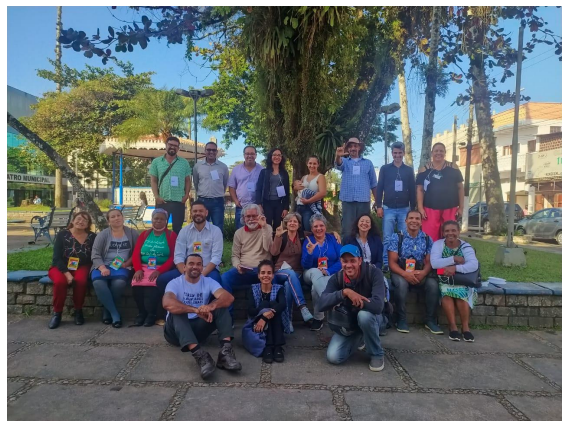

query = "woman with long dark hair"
(343, 212), (384, 269)
(255, 148), (290, 231)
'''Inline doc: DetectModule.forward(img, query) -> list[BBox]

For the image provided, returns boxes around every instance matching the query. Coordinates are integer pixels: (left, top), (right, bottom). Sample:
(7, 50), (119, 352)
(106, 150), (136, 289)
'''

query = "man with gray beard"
(220, 203), (273, 319)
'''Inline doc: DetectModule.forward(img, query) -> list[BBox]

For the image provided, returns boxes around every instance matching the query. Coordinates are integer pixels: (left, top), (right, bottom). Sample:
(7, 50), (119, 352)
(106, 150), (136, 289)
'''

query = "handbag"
(91, 267), (130, 281)
(450, 266), (482, 288)
(241, 317), (267, 357)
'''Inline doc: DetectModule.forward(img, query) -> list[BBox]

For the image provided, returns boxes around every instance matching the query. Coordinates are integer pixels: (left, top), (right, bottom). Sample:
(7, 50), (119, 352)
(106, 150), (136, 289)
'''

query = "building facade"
(431, 102), (562, 214)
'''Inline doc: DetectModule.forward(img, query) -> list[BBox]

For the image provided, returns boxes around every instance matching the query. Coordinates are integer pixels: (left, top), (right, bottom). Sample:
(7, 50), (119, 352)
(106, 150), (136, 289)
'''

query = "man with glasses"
(228, 146), (263, 229)
(149, 136), (192, 234)
(193, 141), (229, 230)
(376, 141), (416, 272)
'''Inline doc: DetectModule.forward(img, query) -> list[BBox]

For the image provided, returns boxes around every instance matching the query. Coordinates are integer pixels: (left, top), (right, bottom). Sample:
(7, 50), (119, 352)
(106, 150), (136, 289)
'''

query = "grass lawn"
(7, 205), (56, 212)
(468, 238), (562, 282)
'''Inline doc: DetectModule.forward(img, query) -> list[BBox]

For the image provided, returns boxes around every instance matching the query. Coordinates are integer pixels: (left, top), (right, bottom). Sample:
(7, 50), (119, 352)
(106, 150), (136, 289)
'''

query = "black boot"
(48, 312), (62, 329)
(74, 309), (85, 325)
(143, 314), (156, 327)
(134, 313), (147, 327)
(192, 347), (216, 379)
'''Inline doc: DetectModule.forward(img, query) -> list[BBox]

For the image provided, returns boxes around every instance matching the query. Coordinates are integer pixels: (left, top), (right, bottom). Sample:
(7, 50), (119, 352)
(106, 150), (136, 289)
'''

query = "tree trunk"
(54, 6), (64, 207)
(419, 6), (443, 170)
(7, 113), (107, 231)
(470, 57), (506, 234)
(398, 68), (413, 168)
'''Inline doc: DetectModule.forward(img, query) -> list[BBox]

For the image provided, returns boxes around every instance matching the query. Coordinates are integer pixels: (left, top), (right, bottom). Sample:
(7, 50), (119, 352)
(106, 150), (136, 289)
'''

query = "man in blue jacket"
(318, 245), (386, 372)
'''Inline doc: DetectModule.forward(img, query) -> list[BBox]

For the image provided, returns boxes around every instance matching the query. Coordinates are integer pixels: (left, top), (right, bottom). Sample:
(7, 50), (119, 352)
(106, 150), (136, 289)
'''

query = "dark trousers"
(132, 286), (159, 318)
(391, 274), (440, 323)
(262, 199), (285, 232)
(197, 197), (225, 231)
(297, 204), (314, 233)
(160, 201), (186, 234)
(164, 308), (234, 351)
(256, 300), (285, 347)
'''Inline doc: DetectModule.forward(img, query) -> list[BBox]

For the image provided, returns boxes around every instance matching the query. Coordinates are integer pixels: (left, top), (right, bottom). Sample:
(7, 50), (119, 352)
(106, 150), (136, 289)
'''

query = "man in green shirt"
(149, 137), (192, 234)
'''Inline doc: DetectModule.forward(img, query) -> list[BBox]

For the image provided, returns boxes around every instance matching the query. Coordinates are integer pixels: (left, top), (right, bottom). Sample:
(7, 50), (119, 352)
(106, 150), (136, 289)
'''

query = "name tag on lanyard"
(395, 180), (403, 192)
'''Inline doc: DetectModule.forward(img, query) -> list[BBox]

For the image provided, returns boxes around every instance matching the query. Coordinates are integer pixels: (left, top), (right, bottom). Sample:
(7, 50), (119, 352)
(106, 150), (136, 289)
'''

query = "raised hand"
(258, 215), (267, 228)
(336, 146), (348, 157)
(306, 238), (316, 255)
(275, 225), (285, 238)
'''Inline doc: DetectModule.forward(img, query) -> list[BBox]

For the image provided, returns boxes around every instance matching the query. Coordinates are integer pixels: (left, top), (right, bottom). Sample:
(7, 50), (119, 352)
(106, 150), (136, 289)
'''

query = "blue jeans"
(198, 197), (225, 231)
(327, 310), (385, 365)
(221, 267), (260, 318)
(382, 206), (409, 266)
(275, 269), (306, 314)
(297, 204), (313, 233)
(92, 278), (128, 322)
(235, 206), (243, 230)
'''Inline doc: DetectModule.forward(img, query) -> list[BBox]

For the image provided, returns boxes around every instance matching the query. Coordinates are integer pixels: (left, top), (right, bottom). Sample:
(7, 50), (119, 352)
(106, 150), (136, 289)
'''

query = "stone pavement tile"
(8, 317), (107, 344)
(395, 353), (556, 392)
(271, 348), (404, 387)
(8, 345), (137, 380)
(8, 342), (24, 354)
(437, 329), (558, 354)
(127, 345), (261, 383)
(505, 395), (562, 421)
(519, 357), (562, 386)
(530, 330), (562, 348)
(7, 383), (175, 421)
(94, 324), (167, 345)
(381, 328), (440, 352)
(7, 381), (26, 396)
(176, 387), (339, 421)
(345, 391), (515, 421)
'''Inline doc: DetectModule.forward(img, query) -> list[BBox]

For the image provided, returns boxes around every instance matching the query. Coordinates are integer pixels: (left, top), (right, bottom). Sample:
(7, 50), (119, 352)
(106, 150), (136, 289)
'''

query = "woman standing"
(47, 211), (96, 329)
(270, 212), (314, 331)
(430, 221), (479, 342)
(293, 156), (327, 232)
(343, 213), (383, 269)
(131, 209), (177, 327)
(301, 214), (342, 331)
(246, 260), (288, 363)
(256, 148), (290, 232)
(91, 209), (139, 328)
(416, 142), (464, 242)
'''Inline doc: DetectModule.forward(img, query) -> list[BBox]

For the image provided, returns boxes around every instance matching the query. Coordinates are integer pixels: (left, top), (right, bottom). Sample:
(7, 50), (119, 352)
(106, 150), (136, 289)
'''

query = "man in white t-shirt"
(163, 253), (242, 379)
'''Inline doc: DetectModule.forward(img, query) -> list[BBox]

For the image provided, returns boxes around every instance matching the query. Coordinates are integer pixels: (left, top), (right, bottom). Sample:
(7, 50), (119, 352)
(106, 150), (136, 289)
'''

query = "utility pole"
(461, 102), (474, 232)
(54, 6), (64, 207)
(452, 115), (457, 167)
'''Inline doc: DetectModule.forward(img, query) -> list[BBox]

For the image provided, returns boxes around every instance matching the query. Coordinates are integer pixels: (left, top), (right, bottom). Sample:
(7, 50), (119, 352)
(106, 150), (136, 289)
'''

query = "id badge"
(318, 257), (328, 269)
(67, 257), (79, 271)
(193, 242), (202, 253)
(171, 176), (179, 187)
(109, 256), (124, 271)
(148, 256), (157, 269)
(247, 182), (255, 192)
(210, 170), (220, 180)
(423, 179), (430, 192)
(395, 180), (403, 192)
(276, 185), (286, 197)
(405, 258), (416, 272)
(352, 165), (361, 175)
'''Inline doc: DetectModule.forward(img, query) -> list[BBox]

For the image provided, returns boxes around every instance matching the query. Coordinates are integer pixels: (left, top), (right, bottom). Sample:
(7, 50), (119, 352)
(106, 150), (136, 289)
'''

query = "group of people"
(45, 135), (479, 378)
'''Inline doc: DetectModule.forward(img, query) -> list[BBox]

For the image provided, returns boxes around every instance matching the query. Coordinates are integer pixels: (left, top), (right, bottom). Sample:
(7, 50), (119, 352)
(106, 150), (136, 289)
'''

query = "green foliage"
(95, 198), (113, 209)
(223, 215), (236, 241)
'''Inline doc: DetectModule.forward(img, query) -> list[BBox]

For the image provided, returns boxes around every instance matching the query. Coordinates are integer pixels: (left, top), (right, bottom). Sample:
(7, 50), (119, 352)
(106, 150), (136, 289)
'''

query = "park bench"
(29, 207), (76, 245)
(121, 204), (147, 229)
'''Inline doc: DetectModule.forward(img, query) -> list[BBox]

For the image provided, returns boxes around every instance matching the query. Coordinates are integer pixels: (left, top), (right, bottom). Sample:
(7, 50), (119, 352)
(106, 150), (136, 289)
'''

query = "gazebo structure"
(99, 136), (224, 205)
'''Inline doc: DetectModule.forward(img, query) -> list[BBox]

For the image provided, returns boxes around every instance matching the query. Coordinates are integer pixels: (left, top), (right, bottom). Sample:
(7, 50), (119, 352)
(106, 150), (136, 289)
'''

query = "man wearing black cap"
(318, 244), (386, 372)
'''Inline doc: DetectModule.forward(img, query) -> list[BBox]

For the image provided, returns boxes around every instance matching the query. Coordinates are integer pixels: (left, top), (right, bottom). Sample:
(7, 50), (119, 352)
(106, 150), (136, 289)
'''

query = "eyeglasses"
(167, 144), (180, 149)
(244, 215), (259, 219)
(206, 148), (218, 152)
(244, 153), (256, 156)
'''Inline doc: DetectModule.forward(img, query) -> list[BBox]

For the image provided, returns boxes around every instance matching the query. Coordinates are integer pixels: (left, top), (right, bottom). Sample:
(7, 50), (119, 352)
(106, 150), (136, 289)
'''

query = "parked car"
(467, 202), (525, 233)
(516, 208), (562, 245)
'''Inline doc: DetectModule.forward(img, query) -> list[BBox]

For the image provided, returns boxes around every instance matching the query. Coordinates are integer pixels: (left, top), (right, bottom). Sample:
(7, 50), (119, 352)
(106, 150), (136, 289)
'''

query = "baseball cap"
(340, 244), (361, 258)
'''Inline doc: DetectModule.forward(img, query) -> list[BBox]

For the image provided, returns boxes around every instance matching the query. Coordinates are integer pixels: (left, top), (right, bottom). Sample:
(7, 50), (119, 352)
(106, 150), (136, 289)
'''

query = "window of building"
(503, 145), (512, 156)
(550, 126), (561, 134)
(527, 140), (536, 153)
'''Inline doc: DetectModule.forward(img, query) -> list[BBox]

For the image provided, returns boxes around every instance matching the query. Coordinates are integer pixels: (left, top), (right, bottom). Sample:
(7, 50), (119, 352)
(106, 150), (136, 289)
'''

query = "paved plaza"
(7, 315), (562, 421)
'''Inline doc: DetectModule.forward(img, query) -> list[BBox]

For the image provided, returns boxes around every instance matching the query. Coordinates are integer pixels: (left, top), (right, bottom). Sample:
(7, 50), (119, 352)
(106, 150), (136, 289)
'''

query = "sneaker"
(273, 346), (285, 363)
(217, 343), (242, 371)
(449, 330), (461, 341)
(310, 319), (323, 331)
(300, 306), (314, 322)
(369, 357), (385, 372)
(289, 322), (295, 333)
(262, 346), (274, 364)
(358, 342), (366, 352)
(134, 313), (146, 327)
(462, 331), (475, 342)
(396, 320), (409, 333)
(192, 347), (216, 379)
(379, 325), (388, 337)
(48, 312), (62, 329)
(74, 309), (84, 326)
(425, 321), (444, 335)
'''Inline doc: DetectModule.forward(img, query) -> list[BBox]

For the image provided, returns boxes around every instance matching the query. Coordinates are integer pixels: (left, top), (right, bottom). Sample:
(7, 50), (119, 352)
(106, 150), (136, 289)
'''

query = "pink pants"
(422, 207), (458, 242)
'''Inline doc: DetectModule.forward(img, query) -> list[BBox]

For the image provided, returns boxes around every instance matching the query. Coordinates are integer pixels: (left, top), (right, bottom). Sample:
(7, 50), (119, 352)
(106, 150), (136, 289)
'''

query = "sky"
(7, 6), (563, 169)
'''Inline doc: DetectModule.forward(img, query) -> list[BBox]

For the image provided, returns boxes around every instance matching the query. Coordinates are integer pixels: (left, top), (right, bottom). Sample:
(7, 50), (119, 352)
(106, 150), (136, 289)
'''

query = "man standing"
(193, 141), (229, 230)
(376, 141), (416, 271)
(163, 254), (242, 379)
(228, 146), (263, 229)
(335, 137), (377, 240)
(221, 203), (273, 318)
(318, 245), (386, 372)
(387, 210), (442, 335)
(157, 201), (224, 290)
(149, 137), (192, 234)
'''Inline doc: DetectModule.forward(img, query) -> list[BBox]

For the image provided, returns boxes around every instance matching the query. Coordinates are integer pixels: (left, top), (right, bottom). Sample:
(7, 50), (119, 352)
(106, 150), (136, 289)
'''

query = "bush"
(223, 216), (236, 240)
(96, 198), (113, 210)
